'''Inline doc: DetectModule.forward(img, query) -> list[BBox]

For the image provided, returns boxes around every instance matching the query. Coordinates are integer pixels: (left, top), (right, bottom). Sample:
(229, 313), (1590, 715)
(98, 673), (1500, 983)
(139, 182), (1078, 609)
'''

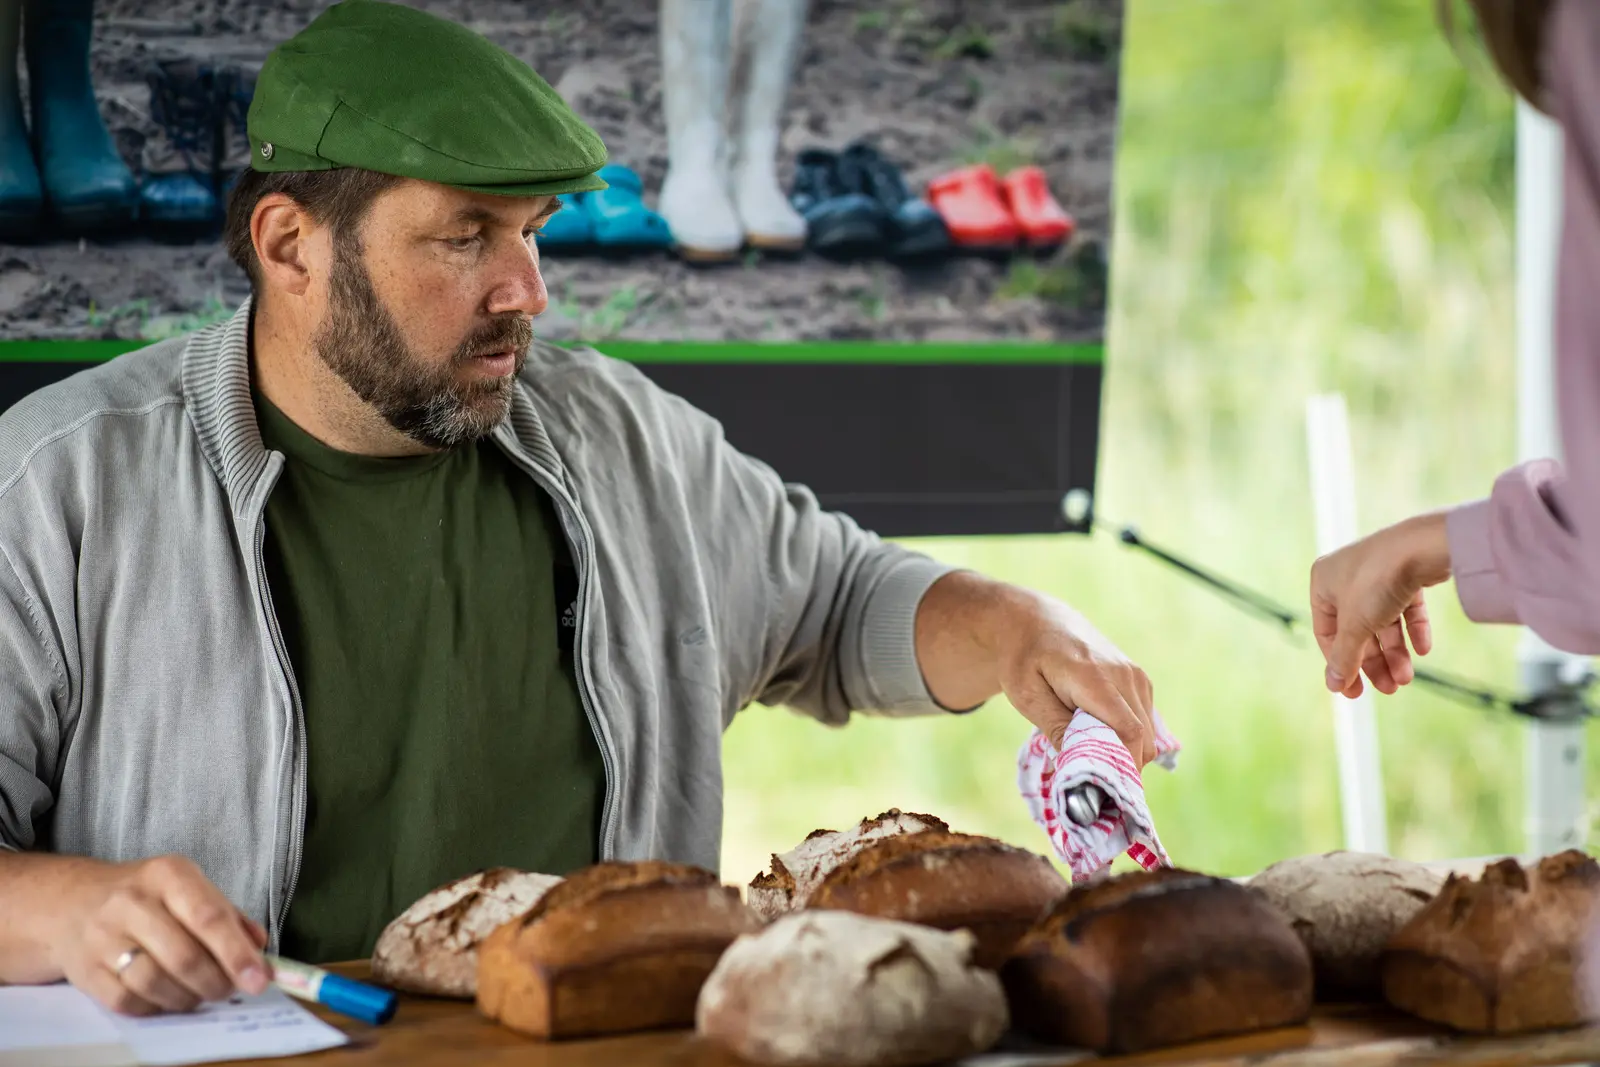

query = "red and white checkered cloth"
(1017, 708), (1182, 883)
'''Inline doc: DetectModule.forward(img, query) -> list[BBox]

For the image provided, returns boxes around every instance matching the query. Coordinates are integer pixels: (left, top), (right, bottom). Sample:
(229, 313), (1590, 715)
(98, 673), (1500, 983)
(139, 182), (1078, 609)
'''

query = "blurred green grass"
(717, 0), (1596, 885)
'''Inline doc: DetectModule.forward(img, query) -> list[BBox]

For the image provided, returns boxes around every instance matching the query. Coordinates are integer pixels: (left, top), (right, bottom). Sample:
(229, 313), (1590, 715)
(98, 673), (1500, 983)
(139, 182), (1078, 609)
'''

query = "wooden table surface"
(229, 962), (1600, 1067)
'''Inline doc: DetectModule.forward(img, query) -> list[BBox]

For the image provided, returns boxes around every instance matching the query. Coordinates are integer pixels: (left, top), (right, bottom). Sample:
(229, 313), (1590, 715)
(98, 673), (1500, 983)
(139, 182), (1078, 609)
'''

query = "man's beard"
(311, 237), (534, 450)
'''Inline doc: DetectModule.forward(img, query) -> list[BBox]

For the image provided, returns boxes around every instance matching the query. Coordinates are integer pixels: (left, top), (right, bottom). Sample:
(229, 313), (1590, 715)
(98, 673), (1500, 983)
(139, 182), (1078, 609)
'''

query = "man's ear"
(252, 194), (315, 297)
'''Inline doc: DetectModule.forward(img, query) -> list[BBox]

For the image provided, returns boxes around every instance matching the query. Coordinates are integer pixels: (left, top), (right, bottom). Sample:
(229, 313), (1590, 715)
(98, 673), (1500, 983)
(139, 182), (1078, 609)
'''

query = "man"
(0, 0), (1157, 1018)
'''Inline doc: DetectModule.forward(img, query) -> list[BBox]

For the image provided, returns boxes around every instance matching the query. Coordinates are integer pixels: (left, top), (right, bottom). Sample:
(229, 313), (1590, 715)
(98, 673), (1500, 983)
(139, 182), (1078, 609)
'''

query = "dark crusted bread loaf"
(747, 809), (950, 920)
(1249, 850), (1444, 1000)
(1000, 866), (1314, 1054)
(370, 867), (564, 998)
(1381, 849), (1600, 1034)
(475, 860), (760, 1040)
(803, 829), (1067, 969)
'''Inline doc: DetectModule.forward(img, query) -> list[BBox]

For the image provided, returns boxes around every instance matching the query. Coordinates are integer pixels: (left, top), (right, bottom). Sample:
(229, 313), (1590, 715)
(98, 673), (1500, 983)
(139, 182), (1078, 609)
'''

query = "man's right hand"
(49, 855), (271, 1016)
(1310, 512), (1453, 698)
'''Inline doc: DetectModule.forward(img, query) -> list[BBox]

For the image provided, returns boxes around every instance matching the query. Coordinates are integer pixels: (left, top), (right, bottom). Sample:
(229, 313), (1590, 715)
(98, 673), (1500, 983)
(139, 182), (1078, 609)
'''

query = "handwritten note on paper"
(111, 988), (348, 1065)
(0, 984), (348, 1067)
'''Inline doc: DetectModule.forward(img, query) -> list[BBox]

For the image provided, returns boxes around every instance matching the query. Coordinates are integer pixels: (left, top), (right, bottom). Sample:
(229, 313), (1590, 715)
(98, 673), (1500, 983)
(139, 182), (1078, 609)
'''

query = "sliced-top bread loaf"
(476, 860), (760, 1040)
(805, 829), (1066, 967)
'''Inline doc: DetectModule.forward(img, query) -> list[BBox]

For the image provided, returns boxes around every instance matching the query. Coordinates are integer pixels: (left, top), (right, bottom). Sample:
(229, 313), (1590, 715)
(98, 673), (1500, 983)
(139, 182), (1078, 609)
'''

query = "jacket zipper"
(249, 465), (308, 951)
(498, 444), (619, 860)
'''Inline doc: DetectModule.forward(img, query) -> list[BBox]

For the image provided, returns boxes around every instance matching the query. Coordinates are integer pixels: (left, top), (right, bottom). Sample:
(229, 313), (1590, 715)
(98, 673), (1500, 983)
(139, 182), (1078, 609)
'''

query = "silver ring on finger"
(112, 946), (144, 978)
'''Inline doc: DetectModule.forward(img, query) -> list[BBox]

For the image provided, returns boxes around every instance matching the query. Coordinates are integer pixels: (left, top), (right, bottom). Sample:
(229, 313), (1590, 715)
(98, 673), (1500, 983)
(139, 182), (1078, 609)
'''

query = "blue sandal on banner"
(534, 193), (595, 252)
(585, 164), (672, 251)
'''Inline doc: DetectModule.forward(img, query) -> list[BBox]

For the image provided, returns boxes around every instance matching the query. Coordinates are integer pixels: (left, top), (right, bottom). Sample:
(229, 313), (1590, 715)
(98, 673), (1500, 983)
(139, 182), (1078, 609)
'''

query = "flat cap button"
(261, 142), (275, 160)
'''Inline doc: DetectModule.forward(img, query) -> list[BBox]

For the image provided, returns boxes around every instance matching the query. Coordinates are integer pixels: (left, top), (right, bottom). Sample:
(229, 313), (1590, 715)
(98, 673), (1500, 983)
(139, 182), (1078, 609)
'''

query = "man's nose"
(486, 239), (548, 317)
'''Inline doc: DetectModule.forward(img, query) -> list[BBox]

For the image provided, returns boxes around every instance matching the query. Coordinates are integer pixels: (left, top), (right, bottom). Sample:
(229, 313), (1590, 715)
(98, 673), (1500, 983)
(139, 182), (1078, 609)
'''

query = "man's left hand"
(915, 572), (1158, 768)
(994, 597), (1158, 767)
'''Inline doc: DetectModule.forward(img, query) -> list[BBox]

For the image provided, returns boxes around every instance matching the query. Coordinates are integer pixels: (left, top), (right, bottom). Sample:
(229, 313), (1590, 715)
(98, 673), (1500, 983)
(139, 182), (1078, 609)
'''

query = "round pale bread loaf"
(1249, 851), (1444, 999)
(696, 910), (1008, 1067)
(370, 867), (563, 998)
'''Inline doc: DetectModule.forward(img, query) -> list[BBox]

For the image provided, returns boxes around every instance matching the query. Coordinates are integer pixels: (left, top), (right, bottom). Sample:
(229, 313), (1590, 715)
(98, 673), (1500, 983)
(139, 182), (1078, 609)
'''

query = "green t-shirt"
(254, 394), (605, 964)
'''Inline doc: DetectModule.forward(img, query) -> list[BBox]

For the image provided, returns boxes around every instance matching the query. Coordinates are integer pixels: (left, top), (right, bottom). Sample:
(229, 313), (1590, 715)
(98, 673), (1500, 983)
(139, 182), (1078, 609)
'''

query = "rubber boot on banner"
(658, 0), (742, 263)
(0, 0), (42, 238)
(23, 0), (138, 233)
(728, 0), (808, 253)
(139, 57), (219, 234)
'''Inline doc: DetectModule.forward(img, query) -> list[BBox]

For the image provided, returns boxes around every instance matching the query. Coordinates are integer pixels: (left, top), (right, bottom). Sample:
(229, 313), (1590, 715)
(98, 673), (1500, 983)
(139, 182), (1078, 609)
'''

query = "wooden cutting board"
(224, 962), (1600, 1067)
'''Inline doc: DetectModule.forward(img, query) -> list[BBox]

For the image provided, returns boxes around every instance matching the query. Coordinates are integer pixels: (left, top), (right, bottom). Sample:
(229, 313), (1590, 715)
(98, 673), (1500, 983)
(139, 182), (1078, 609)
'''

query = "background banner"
(0, 0), (1123, 536)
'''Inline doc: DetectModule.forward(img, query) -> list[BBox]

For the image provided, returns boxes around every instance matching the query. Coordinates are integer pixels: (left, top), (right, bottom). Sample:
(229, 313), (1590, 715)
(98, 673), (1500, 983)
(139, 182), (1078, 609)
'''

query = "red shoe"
(1002, 165), (1074, 249)
(926, 163), (1019, 251)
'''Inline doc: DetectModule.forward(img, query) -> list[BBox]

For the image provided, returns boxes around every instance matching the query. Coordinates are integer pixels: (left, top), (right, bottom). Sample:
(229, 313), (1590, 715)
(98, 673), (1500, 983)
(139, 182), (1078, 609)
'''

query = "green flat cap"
(247, 0), (609, 196)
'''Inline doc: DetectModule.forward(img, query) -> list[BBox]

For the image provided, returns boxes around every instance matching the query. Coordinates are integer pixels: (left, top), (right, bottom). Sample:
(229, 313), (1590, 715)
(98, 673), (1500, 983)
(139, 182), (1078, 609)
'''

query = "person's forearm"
(913, 570), (1042, 711)
(0, 851), (120, 983)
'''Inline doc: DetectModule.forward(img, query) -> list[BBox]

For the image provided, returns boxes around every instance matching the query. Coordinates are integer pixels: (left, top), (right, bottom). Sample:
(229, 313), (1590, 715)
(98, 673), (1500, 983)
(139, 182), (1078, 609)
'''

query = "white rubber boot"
(729, 0), (809, 251)
(659, 0), (743, 262)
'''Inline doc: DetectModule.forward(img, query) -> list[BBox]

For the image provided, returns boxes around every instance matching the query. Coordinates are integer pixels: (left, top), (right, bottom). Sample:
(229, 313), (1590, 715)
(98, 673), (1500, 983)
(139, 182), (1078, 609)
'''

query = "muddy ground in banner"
(0, 0), (1121, 343)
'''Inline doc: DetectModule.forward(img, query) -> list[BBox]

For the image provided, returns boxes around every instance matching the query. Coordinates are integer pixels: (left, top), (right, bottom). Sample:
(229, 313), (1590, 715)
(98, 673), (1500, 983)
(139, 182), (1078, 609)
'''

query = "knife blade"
(1065, 783), (1106, 826)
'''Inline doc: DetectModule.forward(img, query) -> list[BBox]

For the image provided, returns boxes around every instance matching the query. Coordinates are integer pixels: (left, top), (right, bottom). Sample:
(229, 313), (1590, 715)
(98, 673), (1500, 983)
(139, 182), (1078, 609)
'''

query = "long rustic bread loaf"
(475, 860), (760, 1040)
(370, 867), (564, 998)
(1001, 866), (1315, 1054)
(1249, 850), (1444, 1000)
(803, 829), (1067, 968)
(747, 809), (948, 920)
(1381, 849), (1600, 1034)
(696, 910), (1009, 1066)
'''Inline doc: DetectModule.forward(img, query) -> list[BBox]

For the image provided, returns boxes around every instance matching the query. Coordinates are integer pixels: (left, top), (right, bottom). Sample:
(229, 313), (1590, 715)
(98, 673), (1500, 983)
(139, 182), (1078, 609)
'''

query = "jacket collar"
(180, 298), (272, 511)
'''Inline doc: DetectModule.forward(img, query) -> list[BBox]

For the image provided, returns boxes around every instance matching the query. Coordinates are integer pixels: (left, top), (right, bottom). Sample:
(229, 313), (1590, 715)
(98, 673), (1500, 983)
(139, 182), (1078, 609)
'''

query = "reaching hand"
(1310, 513), (1453, 698)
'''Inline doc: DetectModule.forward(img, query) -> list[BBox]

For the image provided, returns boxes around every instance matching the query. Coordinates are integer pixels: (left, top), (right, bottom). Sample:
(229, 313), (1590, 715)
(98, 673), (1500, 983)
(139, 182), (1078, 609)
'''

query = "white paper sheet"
(0, 984), (348, 1067)
(0, 985), (128, 1067)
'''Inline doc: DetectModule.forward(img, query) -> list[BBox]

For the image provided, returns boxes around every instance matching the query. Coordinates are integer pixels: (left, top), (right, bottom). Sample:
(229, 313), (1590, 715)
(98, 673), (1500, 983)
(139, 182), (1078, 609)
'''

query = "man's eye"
(444, 235), (479, 250)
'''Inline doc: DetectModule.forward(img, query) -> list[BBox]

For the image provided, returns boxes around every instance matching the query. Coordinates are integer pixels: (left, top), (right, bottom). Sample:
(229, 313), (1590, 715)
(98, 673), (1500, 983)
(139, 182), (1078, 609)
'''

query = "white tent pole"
(1515, 98), (1587, 857)
(1307, 392), (1389, 854)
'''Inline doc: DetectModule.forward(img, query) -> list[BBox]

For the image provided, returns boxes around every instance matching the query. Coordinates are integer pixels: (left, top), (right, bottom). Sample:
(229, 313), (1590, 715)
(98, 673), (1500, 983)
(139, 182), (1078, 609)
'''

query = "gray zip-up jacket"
(0, 301), (958, 951)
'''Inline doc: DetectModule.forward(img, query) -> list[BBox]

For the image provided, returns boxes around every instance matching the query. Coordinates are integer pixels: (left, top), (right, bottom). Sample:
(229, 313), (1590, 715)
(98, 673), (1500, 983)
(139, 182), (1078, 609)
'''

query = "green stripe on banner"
(0, 341), (147, 363)
(0, 340), (1103, 366)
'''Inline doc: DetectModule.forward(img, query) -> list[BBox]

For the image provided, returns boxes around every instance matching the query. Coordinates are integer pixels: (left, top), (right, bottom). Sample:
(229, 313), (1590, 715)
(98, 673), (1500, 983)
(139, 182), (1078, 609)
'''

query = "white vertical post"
(1515, 98), (1587, 857)
(1307, 393), (1389, 855)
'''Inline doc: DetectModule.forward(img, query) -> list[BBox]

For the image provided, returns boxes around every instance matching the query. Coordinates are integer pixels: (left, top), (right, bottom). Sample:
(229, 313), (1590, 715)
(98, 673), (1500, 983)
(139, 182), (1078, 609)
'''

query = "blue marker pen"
(265, 954), (398, 1026)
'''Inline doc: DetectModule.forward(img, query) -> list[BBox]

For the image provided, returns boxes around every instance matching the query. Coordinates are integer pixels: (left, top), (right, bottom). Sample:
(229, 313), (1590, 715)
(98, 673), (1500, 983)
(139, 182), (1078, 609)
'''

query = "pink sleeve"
(1443, 0), (1600, 656)
(1446, 463), (1600, 649)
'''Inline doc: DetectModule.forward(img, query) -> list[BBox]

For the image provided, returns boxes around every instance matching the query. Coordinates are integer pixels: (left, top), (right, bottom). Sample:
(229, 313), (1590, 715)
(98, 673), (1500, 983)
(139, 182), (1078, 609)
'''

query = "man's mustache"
(457, 316), (534, 362)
